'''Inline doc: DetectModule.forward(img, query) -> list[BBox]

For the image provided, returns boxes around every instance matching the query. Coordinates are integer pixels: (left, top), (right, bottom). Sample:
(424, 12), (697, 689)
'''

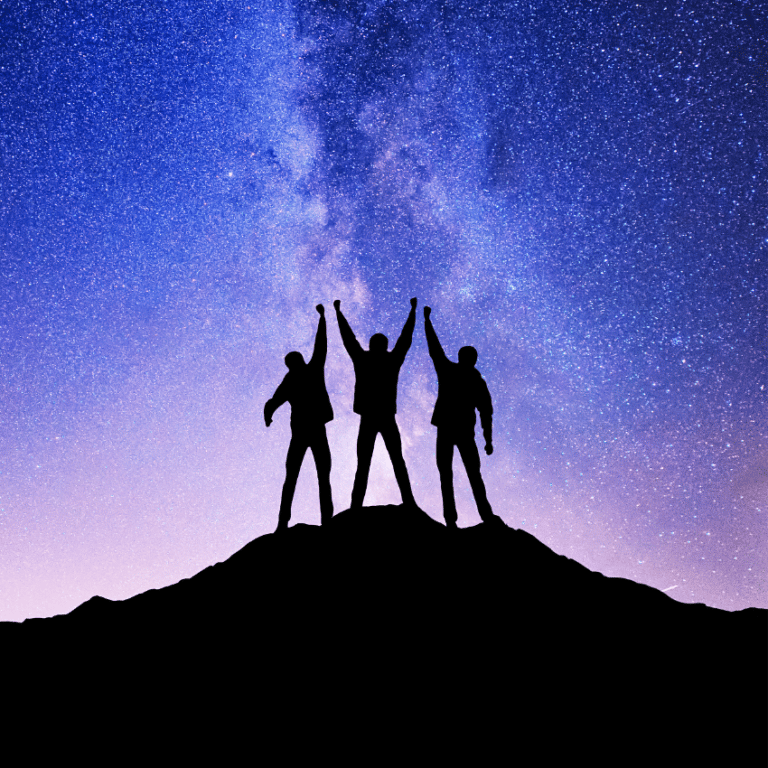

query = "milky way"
(0, 0), (765, 620)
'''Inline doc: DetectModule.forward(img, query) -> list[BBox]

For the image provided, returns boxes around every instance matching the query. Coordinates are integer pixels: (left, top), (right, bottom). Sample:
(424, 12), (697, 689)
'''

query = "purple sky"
(1, 0), (765, 620)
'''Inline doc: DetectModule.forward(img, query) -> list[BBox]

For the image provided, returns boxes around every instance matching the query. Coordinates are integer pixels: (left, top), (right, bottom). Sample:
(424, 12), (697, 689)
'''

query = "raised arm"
(392, 297), (417, 364)
(333, 300), (363, 361)
(423, 306), (448, 369)
(310, 304), (327, 367)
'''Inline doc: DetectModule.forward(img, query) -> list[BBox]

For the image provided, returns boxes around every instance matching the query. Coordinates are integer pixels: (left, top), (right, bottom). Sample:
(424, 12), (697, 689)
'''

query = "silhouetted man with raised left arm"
(424, 305), (503, 529)
(265, 304), (334, 531)
(334, 298), (418, 510)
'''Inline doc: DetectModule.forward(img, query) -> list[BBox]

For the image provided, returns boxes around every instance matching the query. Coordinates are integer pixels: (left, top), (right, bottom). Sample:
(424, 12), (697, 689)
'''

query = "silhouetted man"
(424, 306), (502, 528)
(265, 304), (334, 531)
(334, 298), (418, 509)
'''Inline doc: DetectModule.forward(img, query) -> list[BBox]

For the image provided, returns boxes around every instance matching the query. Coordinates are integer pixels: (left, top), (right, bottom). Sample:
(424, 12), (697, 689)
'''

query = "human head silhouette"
(284, 351), (305, 370)
(458, 346), (478, 367)
(369, 333), (388, 354)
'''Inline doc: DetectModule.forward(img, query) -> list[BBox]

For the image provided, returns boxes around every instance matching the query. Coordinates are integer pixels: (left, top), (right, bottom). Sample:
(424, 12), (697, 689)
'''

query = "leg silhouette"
(278, 435), (309, 530)
(456, 434), (494, 523)
(436, 431), (458, 527)
(309, 428), (333, 525)
(351, 418), (378, 508)
(380, 417), (416, 507)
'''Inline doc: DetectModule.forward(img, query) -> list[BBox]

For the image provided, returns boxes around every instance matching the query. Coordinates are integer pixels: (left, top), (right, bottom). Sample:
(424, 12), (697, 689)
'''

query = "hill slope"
(4, 505), (766, 763)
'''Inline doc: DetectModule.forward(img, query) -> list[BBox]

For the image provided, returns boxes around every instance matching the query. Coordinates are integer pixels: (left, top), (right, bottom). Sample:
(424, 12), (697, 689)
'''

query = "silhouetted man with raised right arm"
(334, 298), (418, 510)
(424, 306), (503, 529)
(265, 304), (334, 531)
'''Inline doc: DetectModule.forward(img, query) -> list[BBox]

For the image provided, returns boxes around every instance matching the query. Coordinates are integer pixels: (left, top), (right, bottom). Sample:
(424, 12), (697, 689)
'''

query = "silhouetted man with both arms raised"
(265, 304), (334, 531)
(424, 305), (502, 529)
(334, 298), (418, 510)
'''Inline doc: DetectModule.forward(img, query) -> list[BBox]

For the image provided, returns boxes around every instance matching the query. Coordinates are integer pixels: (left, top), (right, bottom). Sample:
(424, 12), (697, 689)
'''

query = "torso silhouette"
(336, 307), (415, 418)
(349, 349), (407, 417)
(425, 316), (492, 434)
(430, 360), (492, 432)
(270, 344), (333, 428)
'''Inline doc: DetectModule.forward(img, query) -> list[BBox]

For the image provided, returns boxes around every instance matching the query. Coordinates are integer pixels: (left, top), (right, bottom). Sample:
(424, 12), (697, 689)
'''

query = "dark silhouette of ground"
(264, 304), (334, 529)
(424, 305), (499, 527)
(3, 506), (765, 765)
(334, 298), (418, 508)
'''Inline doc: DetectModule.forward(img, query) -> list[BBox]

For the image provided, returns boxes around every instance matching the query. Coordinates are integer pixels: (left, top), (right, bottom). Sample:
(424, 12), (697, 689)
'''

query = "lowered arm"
(264, 379), (289, 426)
(477, 377), (494, 455)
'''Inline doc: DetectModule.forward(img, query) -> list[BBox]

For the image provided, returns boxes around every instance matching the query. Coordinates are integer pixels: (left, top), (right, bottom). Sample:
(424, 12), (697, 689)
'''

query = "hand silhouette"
(316, 304), (324, 316)
(333, 300), (341, 311)
(424, 306), (431, 319)
(485, 442), (493, 456)
(410, 297), (418, 309)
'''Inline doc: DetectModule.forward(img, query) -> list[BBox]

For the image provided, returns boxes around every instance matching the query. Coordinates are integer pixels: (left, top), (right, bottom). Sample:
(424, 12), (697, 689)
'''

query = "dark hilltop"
(4, 504), (766, 764)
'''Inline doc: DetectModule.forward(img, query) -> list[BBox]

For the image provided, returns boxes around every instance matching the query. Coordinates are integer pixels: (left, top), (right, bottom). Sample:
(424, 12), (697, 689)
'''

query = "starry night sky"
(1, 0), (765, 620)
